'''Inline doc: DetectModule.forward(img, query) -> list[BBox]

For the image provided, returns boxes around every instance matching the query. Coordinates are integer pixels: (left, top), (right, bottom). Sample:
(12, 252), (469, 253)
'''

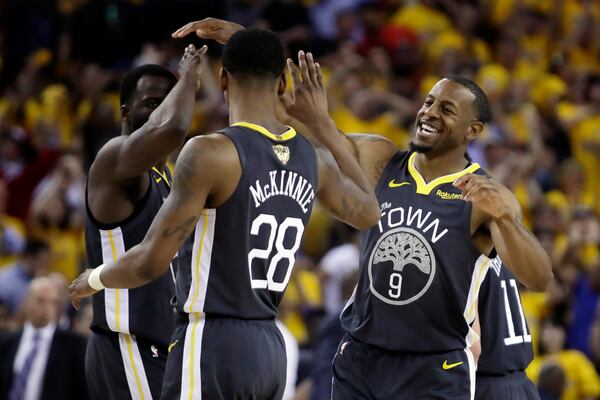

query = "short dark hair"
(119, 64), (177, 105)
(446, 75), (491, 123)
(223, 28), (285, 78)
(22, 239), (49, 257)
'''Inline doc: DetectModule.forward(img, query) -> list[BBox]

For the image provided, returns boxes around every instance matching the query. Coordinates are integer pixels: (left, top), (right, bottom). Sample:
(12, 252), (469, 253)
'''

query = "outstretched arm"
(69, 134), (232, 307)
(454, 174), (553, 291)
(90, 45), (207, 184)
(282, 51), (380, 229)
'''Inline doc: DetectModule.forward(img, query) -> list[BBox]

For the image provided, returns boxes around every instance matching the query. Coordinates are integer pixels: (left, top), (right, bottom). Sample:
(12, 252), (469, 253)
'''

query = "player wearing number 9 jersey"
(68, 28), (381, 400)
(475, 256), (539, 399)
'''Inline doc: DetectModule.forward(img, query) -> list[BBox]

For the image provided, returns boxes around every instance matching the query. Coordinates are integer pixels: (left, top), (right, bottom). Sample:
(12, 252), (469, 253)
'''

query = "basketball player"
(70, 28), (380, 399)
(83, 45), (207, 399)
(171, 18), (553, 399)
(476, 256), (539, 399)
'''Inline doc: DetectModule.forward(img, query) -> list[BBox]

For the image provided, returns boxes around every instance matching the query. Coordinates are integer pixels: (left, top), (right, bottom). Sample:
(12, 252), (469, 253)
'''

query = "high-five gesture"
(283, 51), (329, 127)
(172, 18), (243, 44)
(178, 44), (208, 88)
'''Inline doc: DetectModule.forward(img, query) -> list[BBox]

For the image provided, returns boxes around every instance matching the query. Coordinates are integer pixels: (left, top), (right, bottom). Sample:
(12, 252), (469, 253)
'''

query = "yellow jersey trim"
(232, 122), (296, 141)
(407, 152), (480, 195)
(152, 166), (171, 187)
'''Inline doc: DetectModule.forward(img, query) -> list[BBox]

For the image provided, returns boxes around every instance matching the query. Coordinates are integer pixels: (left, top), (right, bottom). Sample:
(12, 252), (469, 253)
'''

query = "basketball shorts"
(332, 334), (476, 400)
(161, 313), (287, 400)
(85, 330), (167, 400)
(475, 371), (540, 400)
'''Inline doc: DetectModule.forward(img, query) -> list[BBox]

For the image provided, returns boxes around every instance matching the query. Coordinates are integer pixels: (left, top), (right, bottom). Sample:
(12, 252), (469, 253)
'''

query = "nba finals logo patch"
(273, 145), (290, 165)
(368, 227), (436, 305)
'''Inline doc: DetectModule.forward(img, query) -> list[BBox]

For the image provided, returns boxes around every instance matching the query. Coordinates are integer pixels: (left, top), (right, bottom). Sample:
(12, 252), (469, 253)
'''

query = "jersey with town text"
(341, 150), (490, 352)
(174, 123), (318, 318)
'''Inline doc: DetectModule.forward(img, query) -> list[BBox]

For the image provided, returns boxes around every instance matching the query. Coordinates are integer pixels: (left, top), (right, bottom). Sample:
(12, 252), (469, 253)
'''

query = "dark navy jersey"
(341, 151), (490, 352)
(85, 167), (176, 346)
(477, 256), (534, 376)
(175, 122), (318, 318)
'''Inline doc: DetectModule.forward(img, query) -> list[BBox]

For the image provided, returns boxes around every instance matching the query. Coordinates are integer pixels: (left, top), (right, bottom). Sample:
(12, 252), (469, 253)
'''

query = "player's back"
(175, 122), (318, 318)
(163, 122), (318, 400)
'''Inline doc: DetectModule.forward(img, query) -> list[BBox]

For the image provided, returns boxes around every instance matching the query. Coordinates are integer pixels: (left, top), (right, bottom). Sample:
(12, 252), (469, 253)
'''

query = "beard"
(409, 141), (434, 153)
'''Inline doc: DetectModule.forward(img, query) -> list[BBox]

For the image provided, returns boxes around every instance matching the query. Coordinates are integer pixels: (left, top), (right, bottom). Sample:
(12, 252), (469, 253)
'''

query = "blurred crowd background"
(0, 0), (599, 399)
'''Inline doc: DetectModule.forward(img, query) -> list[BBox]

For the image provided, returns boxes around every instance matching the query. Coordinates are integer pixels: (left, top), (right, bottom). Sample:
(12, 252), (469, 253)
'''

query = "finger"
(70, 294), (80, 310)
(298, 50), (310, 84)
(462, 182), (482, 201)
(315, 62), (324, 87)
(453, 173), (472, 189)
(287, 58), (301, 91)
(172, 21), (201, 38)
(197, 44), (208, 55)
(306, 52), (319, 86)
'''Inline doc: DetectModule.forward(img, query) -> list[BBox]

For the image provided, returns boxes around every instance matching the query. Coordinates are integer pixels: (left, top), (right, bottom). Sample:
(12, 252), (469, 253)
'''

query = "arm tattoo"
(162, 216), (197, 241)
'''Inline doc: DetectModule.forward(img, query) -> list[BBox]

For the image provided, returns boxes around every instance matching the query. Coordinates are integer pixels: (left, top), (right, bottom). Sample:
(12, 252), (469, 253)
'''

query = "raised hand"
(453, 174), (512, 219)
(283, 51), (329, 131)
(172, 18), (243, 44)
(178, 44), (208, 88)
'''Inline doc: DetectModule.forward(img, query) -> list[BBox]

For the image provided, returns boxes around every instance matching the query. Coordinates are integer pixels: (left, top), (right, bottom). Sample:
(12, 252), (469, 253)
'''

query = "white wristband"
(88, 264), (107, 291)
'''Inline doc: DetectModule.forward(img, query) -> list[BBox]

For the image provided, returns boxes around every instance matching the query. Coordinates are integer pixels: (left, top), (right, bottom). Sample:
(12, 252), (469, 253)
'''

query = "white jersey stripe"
(100, 228), (129, 333)
(183, 209), (216, 313)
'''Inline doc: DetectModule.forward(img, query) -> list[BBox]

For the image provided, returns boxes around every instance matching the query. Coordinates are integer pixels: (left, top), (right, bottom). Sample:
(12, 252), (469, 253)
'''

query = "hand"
(283, 51), (330, 129)
(68, 269), (98, 310)
(453, 174), (511, 220)
(178, 44), (208, 87)
(172, 18), (243, 44)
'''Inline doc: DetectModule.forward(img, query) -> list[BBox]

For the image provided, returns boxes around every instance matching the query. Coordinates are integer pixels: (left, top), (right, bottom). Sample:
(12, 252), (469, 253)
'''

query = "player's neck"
(413, 147), (470, 183)
(228, 93), (286, 134)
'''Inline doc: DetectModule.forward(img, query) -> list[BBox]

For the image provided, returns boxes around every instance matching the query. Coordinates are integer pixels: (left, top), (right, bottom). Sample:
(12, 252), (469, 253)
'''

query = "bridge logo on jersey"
(368, 227), (436, 305)
(272, 145), (290, 165)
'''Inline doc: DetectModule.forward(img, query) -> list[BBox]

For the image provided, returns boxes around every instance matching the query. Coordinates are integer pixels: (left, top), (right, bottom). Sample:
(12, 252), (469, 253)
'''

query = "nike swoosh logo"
(442, 360), (464, 370)
(168, 339), (179, 353)
(388, 180), (411, 188)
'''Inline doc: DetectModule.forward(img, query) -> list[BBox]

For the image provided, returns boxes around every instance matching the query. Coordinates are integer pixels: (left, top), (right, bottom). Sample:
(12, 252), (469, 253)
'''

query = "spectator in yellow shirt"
(528, 317), (600, 400)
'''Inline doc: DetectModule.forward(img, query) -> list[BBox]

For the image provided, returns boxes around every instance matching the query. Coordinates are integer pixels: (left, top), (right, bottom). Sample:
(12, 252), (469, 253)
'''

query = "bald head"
(26, 277), (61, 328)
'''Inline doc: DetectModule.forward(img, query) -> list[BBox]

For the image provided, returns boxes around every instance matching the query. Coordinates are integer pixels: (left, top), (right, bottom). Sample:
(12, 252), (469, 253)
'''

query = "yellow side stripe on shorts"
(125, 335), (145, 400)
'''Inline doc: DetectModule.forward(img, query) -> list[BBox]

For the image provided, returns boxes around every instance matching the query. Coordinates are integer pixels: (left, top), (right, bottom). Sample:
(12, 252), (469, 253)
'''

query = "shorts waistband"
(476, 370), (528, 383)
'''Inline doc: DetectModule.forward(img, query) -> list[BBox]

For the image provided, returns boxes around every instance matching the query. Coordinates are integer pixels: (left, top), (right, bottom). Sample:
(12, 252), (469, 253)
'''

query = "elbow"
(355, 200), (381, 230)
(527, 262), (554, 292)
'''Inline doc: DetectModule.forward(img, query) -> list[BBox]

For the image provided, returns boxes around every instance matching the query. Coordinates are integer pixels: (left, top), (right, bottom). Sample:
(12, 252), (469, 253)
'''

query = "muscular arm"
(97, 135), (231, 288)
(90, 59), (203, 185)
(488, 187), (553, 292)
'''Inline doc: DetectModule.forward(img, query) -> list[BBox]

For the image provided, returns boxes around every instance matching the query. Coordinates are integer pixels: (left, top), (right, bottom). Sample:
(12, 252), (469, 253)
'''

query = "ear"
(466, 121), (484, 141)
(277, 72), (286, 96)
(219, 68), (228, 92)
(120, 104), (128, 118)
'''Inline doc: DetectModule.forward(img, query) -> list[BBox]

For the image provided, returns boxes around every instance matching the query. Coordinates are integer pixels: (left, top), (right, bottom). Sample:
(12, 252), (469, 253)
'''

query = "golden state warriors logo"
(368, 227), (436, 305)
(273, 145), (290, 165)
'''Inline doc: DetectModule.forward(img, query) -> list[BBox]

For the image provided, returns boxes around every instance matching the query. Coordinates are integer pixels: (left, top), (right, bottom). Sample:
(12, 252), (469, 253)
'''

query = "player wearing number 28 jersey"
(69, 28), (380, 400)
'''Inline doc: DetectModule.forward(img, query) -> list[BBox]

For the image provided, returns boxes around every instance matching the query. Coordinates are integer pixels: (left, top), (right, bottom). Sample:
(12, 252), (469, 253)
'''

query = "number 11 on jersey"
(501, 279), (532, 346)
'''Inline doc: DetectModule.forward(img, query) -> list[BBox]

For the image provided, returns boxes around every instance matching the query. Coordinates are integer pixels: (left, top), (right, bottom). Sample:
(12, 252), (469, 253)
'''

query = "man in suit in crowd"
(0, 277), (89, 400)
